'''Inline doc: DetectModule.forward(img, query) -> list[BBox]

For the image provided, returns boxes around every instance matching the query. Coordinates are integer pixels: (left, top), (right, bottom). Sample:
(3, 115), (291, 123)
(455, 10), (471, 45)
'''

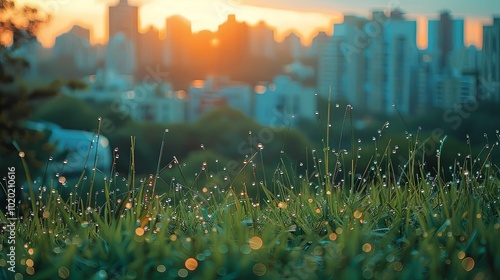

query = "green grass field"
(1, 117), (499, 280)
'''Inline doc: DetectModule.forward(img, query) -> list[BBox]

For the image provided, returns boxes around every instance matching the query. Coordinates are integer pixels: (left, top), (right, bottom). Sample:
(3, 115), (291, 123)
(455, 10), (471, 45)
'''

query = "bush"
(32, 95), (100, 131)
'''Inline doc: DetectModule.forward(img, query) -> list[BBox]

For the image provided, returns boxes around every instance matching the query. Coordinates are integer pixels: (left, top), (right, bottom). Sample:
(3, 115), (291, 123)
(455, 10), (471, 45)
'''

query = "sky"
(18, 0), (500, 48)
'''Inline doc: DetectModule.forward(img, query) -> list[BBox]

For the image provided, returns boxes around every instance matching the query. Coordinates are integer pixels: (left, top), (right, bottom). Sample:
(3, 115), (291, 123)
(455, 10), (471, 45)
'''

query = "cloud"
(242, 0), (499, 18)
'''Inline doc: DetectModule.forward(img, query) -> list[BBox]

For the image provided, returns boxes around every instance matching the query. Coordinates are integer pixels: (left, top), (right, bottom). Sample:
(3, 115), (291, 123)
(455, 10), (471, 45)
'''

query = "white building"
(318, 10), (418, 114)
(122, 82), (186, 123)
(254, 75), (316, 127)
(86, 68), (132, 92)
(316, 36), (340, 99)
(53, 25), (91, 58)
(63, 77), (186, 123)
(106, 33), (136, 76)
(53, 25), (101, 72)
(188, 76), (252, 121)
(382, 12), (418, 114)
(317, 16), (367, 107)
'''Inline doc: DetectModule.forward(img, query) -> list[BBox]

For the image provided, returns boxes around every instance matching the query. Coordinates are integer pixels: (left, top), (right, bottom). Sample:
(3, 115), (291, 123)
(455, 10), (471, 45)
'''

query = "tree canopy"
(0, 0), (52, 165)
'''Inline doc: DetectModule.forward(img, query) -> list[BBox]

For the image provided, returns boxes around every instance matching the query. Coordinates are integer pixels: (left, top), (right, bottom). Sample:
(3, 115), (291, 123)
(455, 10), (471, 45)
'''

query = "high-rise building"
(483, 17), (500, 102)
(281, 32), (304, 59)
(414, 52), (434, 115)
(108, 0), (139, 43)
(106, 0), (139, 75)
(427, 11), (464, 74)
(69, 25), (90, 42)
(316, 36), (343, 99)
(449, 46), (480, 74)
(317, 16), (366, 107)
(317, 10), (418, 114)
(382, 10), (418, 114)
(248, 21), (276, 59)
(53, 25), (91, 57)
(190, 30), (218, 75)
(53, 25), (100, 73)
(364, 11), (388, 113)
(216, 14), (249, 75)
(433, 75), (476, 108)
(307, 31), (330, 59)
(106, 33), (136, 76)
(138, 26), (161, 68)
(163, 15), (192, 67)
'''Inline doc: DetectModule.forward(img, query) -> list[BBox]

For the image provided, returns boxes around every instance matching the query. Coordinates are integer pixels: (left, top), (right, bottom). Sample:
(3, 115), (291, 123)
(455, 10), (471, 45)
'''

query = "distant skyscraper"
(414, 52), (433, 115)
(427, 11), (464, 74)
(216, 14), (249, 75)
(108, 0), (138, 43)
(53, 25), (100, 73)
(190, 30), (217, 75)
(54, 25), (91, 57)
(281, 32), (303, 59)
(106, 0), (139, 74)
(382, 10), (418, 114)
(433, 75), (476, 108)
(483, 17), (500, 102)
(69, 25), (90, 42)
(317, 16), (366, 108)
(106, 33), (136, 76)
(317, 36), (343, 99)
(307, 31), (329, 59)
(317, 10), (418, 114)
(364, 11), (388, 113)
(249, 21), (276, 59)
(138, 26), (161, 68)
(163, 15), (192, 67)
(449, 46), (480, 74)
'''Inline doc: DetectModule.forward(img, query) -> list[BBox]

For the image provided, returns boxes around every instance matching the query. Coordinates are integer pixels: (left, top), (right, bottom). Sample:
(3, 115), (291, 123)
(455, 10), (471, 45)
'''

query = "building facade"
(483, 17), (500, 102)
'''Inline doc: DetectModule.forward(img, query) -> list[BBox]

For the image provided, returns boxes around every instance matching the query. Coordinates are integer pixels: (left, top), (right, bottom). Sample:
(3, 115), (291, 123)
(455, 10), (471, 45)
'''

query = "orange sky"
(18, 0), (489, 49)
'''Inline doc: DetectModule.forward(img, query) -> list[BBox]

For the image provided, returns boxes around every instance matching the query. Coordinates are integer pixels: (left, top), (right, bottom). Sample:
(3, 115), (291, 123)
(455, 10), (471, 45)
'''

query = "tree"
(0, 0), (49, 145)
(0, 0), (56, 182)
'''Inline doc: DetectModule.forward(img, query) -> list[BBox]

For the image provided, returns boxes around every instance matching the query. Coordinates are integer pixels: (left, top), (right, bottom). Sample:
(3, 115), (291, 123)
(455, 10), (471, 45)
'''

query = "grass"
(1, 113), (500, 280)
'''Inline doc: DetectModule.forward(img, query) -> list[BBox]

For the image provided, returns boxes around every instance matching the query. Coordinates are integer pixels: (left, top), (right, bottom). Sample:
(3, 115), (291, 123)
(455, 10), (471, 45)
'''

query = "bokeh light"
(462, 257), (475, 271)
(185, 258), (198, 271)
(253, 263), (267, 276)
(249, 236), (263, 250)
(135, 227), (145, 236)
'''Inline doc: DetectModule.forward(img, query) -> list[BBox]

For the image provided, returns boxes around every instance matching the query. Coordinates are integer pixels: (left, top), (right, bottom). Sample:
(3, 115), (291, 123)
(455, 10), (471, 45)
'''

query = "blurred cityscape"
(9, 0), (500, 126)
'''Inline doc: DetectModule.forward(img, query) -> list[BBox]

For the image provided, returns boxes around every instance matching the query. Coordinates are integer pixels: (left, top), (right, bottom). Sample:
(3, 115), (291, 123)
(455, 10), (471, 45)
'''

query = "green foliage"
(31, 95), (100, 131)
(0, 0), (57, 176)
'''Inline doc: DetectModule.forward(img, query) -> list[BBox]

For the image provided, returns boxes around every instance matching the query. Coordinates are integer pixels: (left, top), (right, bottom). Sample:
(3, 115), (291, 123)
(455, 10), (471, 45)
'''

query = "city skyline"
(19, 0), (496, 48)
